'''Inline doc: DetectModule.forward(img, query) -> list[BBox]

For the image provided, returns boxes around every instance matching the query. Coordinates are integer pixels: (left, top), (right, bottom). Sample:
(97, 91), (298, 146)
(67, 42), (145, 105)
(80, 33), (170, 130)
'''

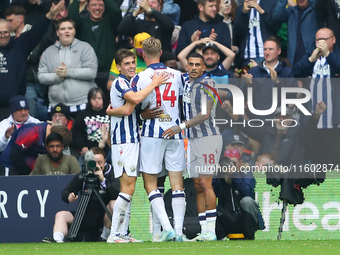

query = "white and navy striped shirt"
(183, 73), (220, 138)
(110, 74), (140, 144)
(244, 0), (264, 59)
(182, 72), (191, 124)
(310, 57), (333, 129)
(131, 63), (184, 139)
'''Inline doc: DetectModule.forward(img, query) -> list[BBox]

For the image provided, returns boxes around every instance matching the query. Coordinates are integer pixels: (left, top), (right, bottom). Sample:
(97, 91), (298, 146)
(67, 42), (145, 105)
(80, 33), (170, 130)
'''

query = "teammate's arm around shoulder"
(124, 71), (170, 105)
(106, 102), (136, 118)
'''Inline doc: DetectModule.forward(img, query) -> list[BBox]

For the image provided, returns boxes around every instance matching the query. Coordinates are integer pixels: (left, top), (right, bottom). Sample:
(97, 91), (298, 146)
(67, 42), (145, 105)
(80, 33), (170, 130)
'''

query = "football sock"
(172, 190), (186, 236)
(149, 190), (172, 231)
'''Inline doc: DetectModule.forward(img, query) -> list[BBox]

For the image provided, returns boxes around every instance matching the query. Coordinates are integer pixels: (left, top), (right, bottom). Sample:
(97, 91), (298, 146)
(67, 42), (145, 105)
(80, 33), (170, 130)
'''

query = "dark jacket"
(0, 122), (49, 175)
(11, 0), (52, 25)
(234, 0), (281, 62)
(213, 170), (265, 239)
(176, 14), (231, 56)
(292, 45), (340, 126)
(28, 22), (59, 67)
(0, 15), (51, 105)
(241, 61), (297, 120)
(117, 12), (174, 52)
(68, 0), (122, 73)
(315, 0), (340, 49)
(61, 164), (120, 210)
(272, 0), (319, 65)
(238, 116), (319, 167)
(71, 107), (110, 153)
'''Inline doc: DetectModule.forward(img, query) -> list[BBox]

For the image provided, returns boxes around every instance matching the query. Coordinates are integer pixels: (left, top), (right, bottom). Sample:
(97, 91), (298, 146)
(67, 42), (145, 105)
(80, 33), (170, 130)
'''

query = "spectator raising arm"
(177, 37), (210, 71)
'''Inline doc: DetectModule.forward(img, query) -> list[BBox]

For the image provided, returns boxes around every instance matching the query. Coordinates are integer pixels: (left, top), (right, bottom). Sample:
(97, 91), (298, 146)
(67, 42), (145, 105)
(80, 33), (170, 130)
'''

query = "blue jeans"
(26, 82), (45, 118)
(25, 83), (38, 118)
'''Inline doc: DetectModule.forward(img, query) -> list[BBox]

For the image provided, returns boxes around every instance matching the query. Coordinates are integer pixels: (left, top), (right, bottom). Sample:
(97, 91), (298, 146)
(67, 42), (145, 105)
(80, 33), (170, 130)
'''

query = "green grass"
(1, 240), (340, 255)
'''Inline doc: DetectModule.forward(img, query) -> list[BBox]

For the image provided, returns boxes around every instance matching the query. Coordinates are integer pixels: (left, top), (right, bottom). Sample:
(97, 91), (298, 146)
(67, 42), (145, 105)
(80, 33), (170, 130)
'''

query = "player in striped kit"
(163, 52), (222, 241)
(130, 37), (187, 242)
(106, 49), (169, 243)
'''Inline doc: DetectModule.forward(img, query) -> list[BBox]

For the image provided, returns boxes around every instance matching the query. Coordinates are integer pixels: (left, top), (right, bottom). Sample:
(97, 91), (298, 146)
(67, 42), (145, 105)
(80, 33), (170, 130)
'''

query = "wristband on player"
(179, 123), (186, 130)
(139, 114), (145, 121)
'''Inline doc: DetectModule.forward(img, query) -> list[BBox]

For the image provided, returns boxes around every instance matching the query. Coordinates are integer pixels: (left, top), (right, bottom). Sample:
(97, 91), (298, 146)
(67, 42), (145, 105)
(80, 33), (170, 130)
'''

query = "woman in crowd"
(72, 87), (110, 165)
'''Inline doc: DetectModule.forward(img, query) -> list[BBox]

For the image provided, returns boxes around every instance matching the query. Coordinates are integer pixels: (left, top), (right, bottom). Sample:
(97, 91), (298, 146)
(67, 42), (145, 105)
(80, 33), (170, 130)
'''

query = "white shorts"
(188, 135), (223, 178)
(139, 137), (186, 174)
(111, 142), (139, 178)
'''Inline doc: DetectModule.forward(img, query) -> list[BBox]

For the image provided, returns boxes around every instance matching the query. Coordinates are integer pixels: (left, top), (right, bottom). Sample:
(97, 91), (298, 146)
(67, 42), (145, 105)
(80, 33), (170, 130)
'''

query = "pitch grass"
(1, 240), (340, 255)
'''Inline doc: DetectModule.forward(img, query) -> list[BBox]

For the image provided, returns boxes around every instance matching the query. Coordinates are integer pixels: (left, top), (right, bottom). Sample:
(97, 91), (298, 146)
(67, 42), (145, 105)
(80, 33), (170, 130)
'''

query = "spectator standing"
(0, 0), (65, 121)
(11, 0), (53, 25)
(234, 0), (281, 65)
(272, 0), (319, 66)
(162, 0), (180, 25)
(68, 0), (123, 100)
(219, 0), (238, 54)
(5, 5), (31, 38)
(118, 0), (174, 52)
(176, 0), (231, 58)
(38, 18), (98, 118)
(315, 0), (340, 48)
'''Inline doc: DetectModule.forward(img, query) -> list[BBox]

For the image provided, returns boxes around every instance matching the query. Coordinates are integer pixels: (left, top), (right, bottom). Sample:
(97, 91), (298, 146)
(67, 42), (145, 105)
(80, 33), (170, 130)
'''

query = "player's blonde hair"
(142, 37), (162, 59)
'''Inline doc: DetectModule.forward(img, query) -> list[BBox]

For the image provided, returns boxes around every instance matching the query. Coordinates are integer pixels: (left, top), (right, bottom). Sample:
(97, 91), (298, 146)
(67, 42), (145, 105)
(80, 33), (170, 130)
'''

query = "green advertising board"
(128, 171), (340, 241)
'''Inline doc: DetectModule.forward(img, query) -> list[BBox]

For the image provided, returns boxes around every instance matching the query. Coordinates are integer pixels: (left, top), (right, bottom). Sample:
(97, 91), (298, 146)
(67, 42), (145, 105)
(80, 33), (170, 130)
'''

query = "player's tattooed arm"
(185, 100), (214, 128)
(163, 100), (213, 139)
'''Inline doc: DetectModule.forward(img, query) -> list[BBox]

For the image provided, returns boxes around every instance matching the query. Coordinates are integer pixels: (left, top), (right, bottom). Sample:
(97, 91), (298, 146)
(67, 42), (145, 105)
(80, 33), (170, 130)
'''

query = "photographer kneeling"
(213, 149), (264, 240)
(43, 147), (120, 243)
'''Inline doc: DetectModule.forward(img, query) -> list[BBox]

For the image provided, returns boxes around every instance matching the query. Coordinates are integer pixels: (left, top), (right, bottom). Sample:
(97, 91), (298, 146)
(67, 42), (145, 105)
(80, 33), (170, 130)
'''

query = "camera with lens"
(80, 159), (100, 189)
(219, 156), (237, 177)
(82, 160), (99, 174)
(219, 156), (236, 169)
(264, 163), (282, 187)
